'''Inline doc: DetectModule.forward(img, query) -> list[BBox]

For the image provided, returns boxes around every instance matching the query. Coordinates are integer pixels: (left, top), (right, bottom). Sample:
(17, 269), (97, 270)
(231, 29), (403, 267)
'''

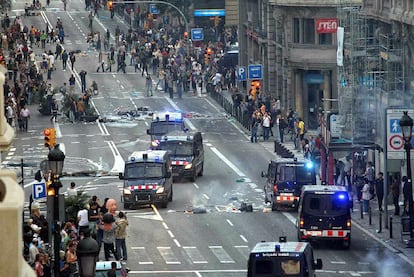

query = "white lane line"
(209, 147), (245, 177)
(239, 235), (248, 243)
(173, 239), (181, 248)
(193, 183), (199, 189)
(167, 230), (174, 238)
(202, 193), (209, 200)
(162, 222), (168, 230)
(165, 97), (196, 131)
(226, 219), (233, 226)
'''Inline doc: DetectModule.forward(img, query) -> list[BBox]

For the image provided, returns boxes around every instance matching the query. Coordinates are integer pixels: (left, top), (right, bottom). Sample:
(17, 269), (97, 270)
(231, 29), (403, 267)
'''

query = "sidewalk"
(215, 88), (414, 263)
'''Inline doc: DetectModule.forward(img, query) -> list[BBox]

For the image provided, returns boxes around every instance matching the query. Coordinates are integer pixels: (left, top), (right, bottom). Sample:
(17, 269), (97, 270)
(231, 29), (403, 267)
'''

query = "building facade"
(238, 0), (350, 129)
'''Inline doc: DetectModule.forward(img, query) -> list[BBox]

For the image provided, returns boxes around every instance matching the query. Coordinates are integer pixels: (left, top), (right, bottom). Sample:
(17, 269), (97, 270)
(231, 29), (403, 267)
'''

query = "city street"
(6, 1), (414, 276)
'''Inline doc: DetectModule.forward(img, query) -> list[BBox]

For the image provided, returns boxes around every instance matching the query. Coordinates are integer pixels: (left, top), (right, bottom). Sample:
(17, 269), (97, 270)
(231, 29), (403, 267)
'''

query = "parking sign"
(32, 181), (46, 200)
(237, 66), (247, 81)
(191, 28), (204, 41)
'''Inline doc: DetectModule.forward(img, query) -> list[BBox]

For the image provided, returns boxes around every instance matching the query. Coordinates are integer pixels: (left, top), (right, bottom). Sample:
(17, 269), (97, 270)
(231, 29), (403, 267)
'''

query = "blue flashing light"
(194, 9), (226, 17)
(305, 162), (314, 169)
(130, 156), (135, 162)
(155, 156), (160, 162)
(337, 193), (347, 201)
(275, 244), (280, 252)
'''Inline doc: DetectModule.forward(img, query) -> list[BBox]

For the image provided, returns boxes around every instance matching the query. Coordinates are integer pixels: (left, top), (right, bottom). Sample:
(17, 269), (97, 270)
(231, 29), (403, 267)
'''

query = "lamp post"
(76, 231), (100, 277)
(399, 111), (414, 248)
(48, 145), (65, 276)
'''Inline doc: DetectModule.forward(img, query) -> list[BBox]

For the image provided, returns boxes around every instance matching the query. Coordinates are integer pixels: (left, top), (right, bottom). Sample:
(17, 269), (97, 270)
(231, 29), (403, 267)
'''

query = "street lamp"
(399, 111), (414, 248)
(48, 144), (65, 276)
(77, 231), (100, 277)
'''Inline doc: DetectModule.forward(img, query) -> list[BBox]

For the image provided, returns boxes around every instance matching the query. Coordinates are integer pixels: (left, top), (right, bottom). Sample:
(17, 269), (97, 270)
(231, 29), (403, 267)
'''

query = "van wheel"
(198, 163), (204, 176)
(168, 186), (173, 202)
(160, 201), (168, 209)
(271, 200), (278, 211)
(190, 169), (197, 182)
(123, 203), (131, 210)
(342, 237), (351, 249)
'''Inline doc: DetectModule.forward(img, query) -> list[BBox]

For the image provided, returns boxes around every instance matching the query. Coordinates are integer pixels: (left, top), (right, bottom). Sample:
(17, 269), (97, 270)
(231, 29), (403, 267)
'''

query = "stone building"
(238, 0), (352, 129)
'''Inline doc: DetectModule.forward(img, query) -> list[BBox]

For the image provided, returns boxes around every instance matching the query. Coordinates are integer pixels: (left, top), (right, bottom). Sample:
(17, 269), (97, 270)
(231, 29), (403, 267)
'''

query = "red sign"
(316, 18), (338, 34)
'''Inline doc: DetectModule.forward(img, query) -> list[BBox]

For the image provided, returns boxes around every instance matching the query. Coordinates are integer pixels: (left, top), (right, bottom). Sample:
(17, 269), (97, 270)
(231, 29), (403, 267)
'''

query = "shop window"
(319, 33), (332, 45)
(293, 18), (300, 43)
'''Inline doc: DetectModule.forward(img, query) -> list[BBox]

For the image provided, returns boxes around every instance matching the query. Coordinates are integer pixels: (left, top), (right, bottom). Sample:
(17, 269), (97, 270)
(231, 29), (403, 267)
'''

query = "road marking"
(173, 239), (181, 248)
(209, 147), (245, 177)
(157, 246), (181, 264)
(182, 246), (208, 264)
(167, 230), (174, 238)
(193, 183), (199, 189)
(165, 97), (196, 131)
(239, 235), (248, 243)
(226, 219), (233, 226)
(208, 246), (235, 264)
(202, 193), (209, 200)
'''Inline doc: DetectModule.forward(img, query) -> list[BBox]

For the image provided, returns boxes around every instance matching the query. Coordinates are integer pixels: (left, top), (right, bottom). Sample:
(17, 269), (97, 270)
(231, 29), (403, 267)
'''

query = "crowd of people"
(24, 186), (129, 277)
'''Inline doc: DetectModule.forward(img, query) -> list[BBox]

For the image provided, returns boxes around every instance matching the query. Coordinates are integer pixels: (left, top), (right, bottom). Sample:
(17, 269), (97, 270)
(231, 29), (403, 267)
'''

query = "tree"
(64, 191), (89, 222)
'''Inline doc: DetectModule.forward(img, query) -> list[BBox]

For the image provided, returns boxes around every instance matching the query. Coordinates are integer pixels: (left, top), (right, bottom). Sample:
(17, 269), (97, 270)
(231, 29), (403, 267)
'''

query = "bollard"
(369, 207), (372, 225)
(360, 201), (364, 219)
(377, 212), (382, 233)
(390, 216), (393, 239)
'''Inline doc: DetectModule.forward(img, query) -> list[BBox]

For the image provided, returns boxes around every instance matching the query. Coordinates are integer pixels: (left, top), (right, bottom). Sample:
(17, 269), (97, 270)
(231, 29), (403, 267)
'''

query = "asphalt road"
(6, 1), (414, 276)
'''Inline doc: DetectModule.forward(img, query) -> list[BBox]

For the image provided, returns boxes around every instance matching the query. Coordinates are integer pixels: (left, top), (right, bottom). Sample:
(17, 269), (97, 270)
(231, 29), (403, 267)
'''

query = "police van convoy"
(297, 185), (352, 249)
(119, 150), (173, 209)
(147, 111), (188, 148)
(262, 158), (316, 211)
(154, 131), (204, 181)
(247, 237), (322, 277)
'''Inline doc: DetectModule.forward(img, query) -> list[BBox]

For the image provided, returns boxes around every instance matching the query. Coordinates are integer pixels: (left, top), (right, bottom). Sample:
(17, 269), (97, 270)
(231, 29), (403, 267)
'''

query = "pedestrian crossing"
(127, 244), (250, 267)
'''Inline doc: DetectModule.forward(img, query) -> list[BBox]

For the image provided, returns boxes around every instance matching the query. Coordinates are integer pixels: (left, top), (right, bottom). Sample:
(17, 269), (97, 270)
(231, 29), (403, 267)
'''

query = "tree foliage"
(64, 191), (89, 222)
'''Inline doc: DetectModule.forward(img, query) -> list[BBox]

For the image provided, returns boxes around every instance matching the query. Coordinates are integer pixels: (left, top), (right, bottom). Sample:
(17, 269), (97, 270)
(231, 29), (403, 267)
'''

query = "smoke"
(365, 250), (412, 277)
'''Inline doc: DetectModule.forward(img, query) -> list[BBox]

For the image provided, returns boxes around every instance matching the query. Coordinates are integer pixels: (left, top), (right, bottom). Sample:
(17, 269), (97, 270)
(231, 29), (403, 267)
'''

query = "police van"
(297, 185), (352, 249)
(154, 131), (204, 181)
(119, 150), (173, 209)
(247, 237), (323, 277)
(147, 111), (188, 148)
(262, 158), (316, 211)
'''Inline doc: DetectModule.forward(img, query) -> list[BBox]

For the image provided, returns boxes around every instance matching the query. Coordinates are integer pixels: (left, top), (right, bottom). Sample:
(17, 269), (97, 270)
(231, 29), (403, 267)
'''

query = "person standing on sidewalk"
(79, 70), (87, 92)
(62, 50), (68, 70)
(375, 172), (385, 211)
(391, 177), (400, 216)
(19, 105), (30, 132)
(361, 178), (372, 214)
(115, 211), (128, 261)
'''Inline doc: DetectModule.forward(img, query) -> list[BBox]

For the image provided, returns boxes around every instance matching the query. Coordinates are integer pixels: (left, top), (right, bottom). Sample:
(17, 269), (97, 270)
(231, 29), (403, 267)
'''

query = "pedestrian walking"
(361, 179), (372, 214)
(69, 52), (76, 70)
(403, 176), (410, 216)
(145, 75), (153, 96)
(19, 105), (30, 132)
(375, 172), (385, 211)
(62, 50), (68, 70)
(262, 111), (271, 141)
(96, 51), (105, 72)
(115, 211), (128, 261)
(251, 113), (259, 143)
(67, 182), (77, 197)
(391, 177), (400, 216)
(50, 99), (59, 123)
(77, 203), (90, 236)
(79, 70), (87, 92)
(69, 74), (76, 93)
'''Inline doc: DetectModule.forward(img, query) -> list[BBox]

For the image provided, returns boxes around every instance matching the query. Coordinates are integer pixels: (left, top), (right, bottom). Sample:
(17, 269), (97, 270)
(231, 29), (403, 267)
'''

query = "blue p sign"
(32, 182), (46, 200)
(238, 66), (246, 81)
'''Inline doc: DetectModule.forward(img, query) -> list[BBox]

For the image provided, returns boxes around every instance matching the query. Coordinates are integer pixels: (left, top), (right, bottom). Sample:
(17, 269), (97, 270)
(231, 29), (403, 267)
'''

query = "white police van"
(119, 150), (173, 209)
(147, 111), (188, 148)
(247, 237), (322, 277)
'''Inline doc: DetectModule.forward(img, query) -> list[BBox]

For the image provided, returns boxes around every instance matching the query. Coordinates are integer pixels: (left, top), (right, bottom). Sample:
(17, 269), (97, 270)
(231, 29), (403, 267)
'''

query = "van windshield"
(157, 141), (193, 156)
(303, 193), (349, 216)
(252, 257), (302, 276)
(150, 122), (184, 135)
(280, 166), (314, 183)
(124, 163), (163, 179)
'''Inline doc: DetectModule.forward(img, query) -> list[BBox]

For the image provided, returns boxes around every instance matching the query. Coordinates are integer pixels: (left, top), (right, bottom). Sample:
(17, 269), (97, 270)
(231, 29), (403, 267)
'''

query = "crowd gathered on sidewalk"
(24, 175), (129, 276)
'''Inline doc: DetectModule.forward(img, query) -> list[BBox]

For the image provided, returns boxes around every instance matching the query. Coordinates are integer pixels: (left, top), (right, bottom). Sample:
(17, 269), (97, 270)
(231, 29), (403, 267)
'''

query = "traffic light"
(44, 128), (56, 149)
(107, 0), (113, 10)
(46, 180), (55, 196)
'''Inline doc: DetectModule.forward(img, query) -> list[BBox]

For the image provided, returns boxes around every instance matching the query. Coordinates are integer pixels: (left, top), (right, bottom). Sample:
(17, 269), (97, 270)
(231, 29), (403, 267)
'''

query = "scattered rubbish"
(239, 202), (253, 212)
(236, 178), (245, 183)
(228, 196), (238, 201)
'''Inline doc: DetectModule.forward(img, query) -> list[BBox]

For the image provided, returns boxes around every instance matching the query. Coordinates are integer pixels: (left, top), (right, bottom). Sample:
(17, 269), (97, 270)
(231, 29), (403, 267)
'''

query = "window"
(302, 19), (315, 44)
(255, 260), (273, 274)
(125, 164), (163, 179)
(319, 33), (332, 45)
(293, 18), (300, 43)
(309, 197), (320, 210)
